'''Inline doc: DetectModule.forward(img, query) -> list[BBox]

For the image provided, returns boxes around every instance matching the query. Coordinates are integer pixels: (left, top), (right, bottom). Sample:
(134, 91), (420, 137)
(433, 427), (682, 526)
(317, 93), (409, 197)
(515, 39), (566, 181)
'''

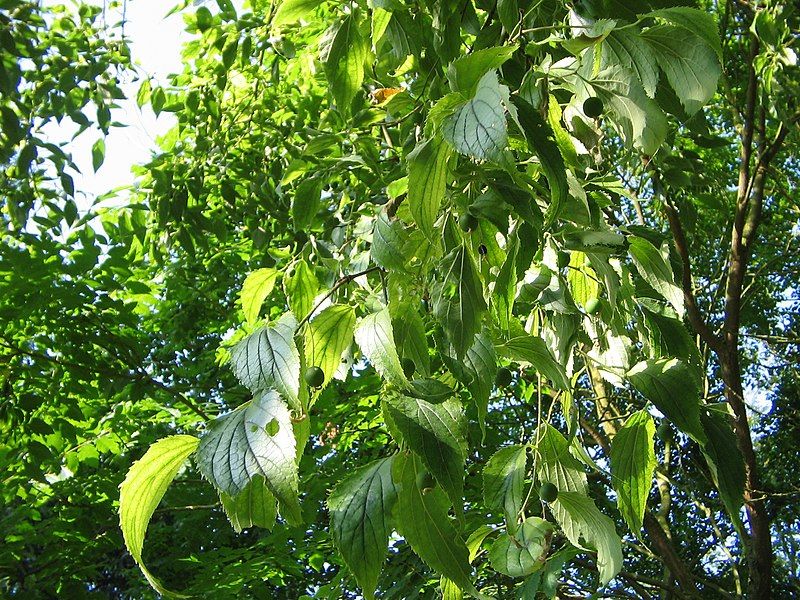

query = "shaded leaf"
(627, 358), (706, 443)
(383, 396), (467, 511)
(220, 475), (278, 533)
(328, 457), (398, 600)
(393, 453), (476, 594)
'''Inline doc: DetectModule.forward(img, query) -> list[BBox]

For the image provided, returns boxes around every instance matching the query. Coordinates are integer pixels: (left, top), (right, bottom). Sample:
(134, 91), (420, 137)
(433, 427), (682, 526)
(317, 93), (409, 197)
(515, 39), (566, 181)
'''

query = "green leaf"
(584, 65), (667, 155)
(492, 228), (519, 332)
(393, 453), (476, 594)
(601, 29), (659, 98)
(240, 268), (280, 326)
(554, 492), (623, 585)
(498, 335), (569, 390)
(627, 358), (706, 444)
(383, 396), (467, 512)
(119, 435), (199, 597)
(488, 517), (554, 578)
(285, 260), (319, 321)
(628, 236), (684, 316)
(328, 457), (398, 600)
(645, 7), (722, 60)
(533, 424), (588, 545)
(407, 137), (450, 238)
(497, 0), (519, 33)
(230, 313), (301, 407)
(91, 138), (105, 172)
(304, 304), (356, 389)
(220, 475), (278, 533)
(273, 0), (319, 28)
(443, 70), (509, 161)
(404, 378), (455, 404)
(483, 445), (528, 528)
(292, 178), (323, 231)
(325, 14), (368, 115)
(196, 390), (302, 525)
(641, 25), (721, 115)
(510, 96), (568, 226)
(355, 308), (408, 386)
(392, 303), (431, 376)
(610, 410), (656, 533)
(433, 245), (487, 358)
(372, 211), (408, 270)
(700, 406), (745, 519)
(447, 45), (516, 95)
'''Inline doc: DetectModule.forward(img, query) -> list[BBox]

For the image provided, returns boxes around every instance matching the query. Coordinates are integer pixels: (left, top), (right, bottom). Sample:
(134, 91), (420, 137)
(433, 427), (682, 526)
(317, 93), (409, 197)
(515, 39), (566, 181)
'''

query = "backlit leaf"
(119, 435), (199, 597)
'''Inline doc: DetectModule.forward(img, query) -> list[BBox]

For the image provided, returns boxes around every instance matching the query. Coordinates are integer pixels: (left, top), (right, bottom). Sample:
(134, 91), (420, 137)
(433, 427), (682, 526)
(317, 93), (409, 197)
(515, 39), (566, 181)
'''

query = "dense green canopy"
(1, 0), (799, 598)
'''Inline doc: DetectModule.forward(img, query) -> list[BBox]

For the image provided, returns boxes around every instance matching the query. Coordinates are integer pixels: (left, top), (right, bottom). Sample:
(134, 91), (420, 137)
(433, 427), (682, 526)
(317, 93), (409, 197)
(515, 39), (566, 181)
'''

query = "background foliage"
(1, 0), (799, 598)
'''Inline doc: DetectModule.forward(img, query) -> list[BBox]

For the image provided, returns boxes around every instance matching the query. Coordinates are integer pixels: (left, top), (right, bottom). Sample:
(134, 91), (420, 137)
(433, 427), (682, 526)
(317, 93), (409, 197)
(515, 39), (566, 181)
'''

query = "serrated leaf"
(325, 14), (368, 115)
(628, 236), (684, 316)
(273, 0), (319, 27)
(554, 492), (622, 585)
(196, 390), (301, 524)
(700, 406), (745, 519)
(383, 396), (467, 512)
(610, 410), (655, 533)
(447, 45), (516, 95)
(498, 335), (569, 390)
(372, 211), (408, 269)
(585, 65), (667, 155)
(483, 445), (527, 528)
(642, 25), (721, 115)
(488, 517), (554, 578)
(533, 424), (588, 545)
(627, 358), (706, 443)
(601, 29), (659, 97)
(119, 435), (199, 597)
(230, 313), (301, 407)
(393, 453), (476, 594)
(240, 268), (279, 326)
(407, 137), (450, 238)
(404, 378), (455, 403)
(304, 304), (356, 390)
(433, 245), (487, 358)
(355, 308), (408, 386)
(443, 70), (509, 161)
(220, 475), (277, 533)
(645, 7), (722, 60)
(510, 96), (568, 226)
(285, 260), (319, 321)
(328, 456), (398, 600)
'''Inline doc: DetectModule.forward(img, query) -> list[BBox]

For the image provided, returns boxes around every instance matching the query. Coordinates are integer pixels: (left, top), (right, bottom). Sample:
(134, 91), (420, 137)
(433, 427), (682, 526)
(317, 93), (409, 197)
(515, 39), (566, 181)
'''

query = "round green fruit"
(584, 297), (601, 315)
(459, 213), (479, 233)
(304, 366), (325, 388)
(401, 358), (416, 378)
(495, 367), (513, 388)
(539, 482), (559, 503)
(657, 421), (671, 441)
(583, 96), (604, 118)
(557, 251), (571, 269)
